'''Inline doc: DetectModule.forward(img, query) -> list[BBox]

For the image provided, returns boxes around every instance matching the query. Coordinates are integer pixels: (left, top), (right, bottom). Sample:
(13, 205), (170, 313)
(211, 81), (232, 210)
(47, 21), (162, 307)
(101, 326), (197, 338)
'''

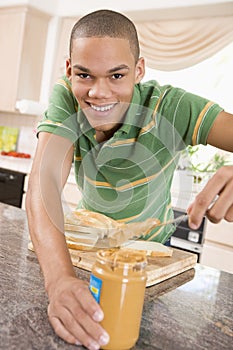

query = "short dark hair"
(69, 9), (140, 62)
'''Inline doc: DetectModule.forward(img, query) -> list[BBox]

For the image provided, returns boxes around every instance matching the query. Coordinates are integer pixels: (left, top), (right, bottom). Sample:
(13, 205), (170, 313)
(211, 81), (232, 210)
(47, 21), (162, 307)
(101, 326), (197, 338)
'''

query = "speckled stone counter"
(0, 203), (232, 350)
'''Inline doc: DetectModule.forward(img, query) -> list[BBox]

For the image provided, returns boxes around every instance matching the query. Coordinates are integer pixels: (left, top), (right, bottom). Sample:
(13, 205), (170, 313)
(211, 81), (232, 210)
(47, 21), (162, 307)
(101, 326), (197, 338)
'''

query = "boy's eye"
(77, 73), (91, 79)
(112, 73), (123, 79)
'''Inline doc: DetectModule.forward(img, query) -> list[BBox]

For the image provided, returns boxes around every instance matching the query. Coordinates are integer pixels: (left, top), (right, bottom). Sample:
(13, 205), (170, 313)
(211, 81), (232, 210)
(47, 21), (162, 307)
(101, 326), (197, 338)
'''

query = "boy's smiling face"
(66, 36), (145, 139)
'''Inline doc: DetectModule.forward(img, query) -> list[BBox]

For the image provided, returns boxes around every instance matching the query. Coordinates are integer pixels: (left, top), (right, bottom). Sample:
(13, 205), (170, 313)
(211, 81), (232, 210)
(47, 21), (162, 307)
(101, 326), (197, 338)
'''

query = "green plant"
(182, 145), (232, 181)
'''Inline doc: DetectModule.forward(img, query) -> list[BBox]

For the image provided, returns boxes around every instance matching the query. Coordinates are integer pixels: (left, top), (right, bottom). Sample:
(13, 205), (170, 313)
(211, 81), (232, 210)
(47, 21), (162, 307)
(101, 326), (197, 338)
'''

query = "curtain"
(135, 16), (233, 71)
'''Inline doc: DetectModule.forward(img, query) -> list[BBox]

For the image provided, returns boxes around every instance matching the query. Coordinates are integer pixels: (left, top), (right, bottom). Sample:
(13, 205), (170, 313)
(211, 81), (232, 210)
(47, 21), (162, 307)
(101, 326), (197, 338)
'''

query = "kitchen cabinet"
(200, 220), (233, 274)
(51, 17), (77, 87)
(21, 173), (29, 210)
(0, 167), (26, 208)
(0, 6), (50, 112)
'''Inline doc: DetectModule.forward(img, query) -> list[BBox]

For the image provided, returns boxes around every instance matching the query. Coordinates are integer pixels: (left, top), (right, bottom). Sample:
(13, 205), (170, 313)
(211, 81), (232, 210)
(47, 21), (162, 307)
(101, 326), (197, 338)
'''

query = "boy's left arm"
(206, 111), (233, 152)
(188, 111), (233, 229)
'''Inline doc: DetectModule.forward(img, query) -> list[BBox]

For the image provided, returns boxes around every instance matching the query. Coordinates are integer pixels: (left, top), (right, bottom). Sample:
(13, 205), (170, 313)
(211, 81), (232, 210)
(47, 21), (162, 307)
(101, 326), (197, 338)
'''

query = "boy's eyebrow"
(73, 64), (129, 73)
(73, 64), (90, 73)
(108, 64), (129, 73)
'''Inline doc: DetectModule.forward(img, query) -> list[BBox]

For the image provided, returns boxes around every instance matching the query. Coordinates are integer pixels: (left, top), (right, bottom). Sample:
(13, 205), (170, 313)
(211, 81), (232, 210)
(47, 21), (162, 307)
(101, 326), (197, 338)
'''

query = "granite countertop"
(0, 203), (232, 350)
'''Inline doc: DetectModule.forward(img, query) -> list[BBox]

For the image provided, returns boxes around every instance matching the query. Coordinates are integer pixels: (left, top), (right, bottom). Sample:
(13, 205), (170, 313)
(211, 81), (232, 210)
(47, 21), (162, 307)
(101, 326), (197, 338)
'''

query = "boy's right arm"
(26, 132), (109, 350)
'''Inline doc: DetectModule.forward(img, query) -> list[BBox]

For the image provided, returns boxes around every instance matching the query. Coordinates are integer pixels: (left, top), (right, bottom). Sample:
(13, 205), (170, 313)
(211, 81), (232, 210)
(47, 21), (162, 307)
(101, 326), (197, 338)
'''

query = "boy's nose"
(88, 79), (112, 99)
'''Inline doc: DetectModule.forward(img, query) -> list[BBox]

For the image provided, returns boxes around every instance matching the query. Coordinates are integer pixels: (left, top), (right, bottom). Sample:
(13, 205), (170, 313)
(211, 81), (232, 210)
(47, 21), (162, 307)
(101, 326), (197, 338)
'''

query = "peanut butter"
(89, 249), (147, 350)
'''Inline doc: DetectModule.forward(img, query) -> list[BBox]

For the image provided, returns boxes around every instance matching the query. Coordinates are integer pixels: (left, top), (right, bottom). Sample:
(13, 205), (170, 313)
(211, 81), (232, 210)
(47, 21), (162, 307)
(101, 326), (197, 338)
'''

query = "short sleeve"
(158, 87), (223, 147)
(37, 76), (79, 143)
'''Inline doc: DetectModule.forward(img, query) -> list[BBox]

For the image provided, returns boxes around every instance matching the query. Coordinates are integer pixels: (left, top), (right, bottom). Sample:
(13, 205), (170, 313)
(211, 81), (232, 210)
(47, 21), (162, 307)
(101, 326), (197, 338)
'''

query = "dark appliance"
(0, 168), (26, 208)
(170, 208), (206, 262)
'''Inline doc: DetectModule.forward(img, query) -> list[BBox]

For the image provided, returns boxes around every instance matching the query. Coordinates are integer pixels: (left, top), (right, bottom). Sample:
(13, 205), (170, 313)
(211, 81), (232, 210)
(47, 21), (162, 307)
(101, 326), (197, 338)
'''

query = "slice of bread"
(64, 209), (118, 230)
(122, 240), (173, 257)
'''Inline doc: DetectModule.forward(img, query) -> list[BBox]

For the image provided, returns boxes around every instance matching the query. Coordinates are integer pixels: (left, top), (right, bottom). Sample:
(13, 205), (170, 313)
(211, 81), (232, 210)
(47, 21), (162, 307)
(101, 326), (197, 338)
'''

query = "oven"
(0, 168), (26, 208)
(170, 208), (206, 262)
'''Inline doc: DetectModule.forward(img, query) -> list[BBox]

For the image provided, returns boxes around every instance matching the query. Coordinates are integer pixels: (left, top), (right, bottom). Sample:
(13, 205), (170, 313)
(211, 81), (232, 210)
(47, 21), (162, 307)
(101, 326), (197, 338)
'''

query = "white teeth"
(90, 103), (115, 112)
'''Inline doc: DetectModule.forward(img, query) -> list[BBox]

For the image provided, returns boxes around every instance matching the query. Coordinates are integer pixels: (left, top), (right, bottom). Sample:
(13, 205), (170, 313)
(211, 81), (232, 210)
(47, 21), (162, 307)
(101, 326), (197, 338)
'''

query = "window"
(143, 41), (233, 166)
(143, 41), (233, 112)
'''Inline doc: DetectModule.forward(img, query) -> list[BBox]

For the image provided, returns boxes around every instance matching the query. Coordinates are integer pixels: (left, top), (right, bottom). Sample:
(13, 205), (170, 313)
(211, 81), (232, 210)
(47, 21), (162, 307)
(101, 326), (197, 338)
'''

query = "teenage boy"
(26, 10), (233, 350)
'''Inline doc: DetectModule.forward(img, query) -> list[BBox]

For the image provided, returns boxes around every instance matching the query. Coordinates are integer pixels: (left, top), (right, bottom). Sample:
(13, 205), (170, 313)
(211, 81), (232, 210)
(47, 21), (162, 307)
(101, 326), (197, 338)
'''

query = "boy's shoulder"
(138, 79), (180, 96)
(137, 80), (185, 107)
(55, 75), (72, 92)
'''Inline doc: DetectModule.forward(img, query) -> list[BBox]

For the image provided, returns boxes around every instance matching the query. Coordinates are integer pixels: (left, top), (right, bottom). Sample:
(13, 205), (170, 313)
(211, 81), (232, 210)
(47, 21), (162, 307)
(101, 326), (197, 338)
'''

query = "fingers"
(48, 278), (109, 349)
(49, 311), (103, 350)
(224, 206), (233, 222)
(187, 181), (220, 230)
(206, 189), (233, 224)
(48, 313), (78, 345)
(73, 281), (104, 323)
(187, 166), (233, 229)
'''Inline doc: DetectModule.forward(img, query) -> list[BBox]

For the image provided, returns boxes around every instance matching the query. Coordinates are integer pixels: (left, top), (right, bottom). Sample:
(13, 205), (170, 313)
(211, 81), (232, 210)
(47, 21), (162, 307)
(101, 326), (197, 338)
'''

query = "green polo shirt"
(37, 76), (222, 243)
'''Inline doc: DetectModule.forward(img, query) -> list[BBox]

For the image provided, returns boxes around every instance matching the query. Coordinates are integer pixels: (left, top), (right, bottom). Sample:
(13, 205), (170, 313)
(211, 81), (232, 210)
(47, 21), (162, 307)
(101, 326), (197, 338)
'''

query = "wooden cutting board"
(68, 247), (197, 287)
(28, 242), (197, 287)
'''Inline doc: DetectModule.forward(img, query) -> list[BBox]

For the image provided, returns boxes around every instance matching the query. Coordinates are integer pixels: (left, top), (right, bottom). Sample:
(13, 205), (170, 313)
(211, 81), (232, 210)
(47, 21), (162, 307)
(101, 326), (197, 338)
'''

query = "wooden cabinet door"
(51, 17), (78, 87)
(0, 6), (50, 112)
(200, 242), (233, 274)
(0, 7), (25, 111)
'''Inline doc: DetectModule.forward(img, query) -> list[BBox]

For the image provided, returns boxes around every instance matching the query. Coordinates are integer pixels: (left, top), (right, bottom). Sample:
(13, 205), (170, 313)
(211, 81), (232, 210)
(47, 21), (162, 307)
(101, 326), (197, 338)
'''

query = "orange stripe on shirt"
(110, 138), (137, 147)
(116, 213), (142, 223)
(139, 120), (155, 136)
(57, 78), (72, 93)
(192, 101), (214, 146)
(85, 156), (177, 191)
(152, 87), (171, 122)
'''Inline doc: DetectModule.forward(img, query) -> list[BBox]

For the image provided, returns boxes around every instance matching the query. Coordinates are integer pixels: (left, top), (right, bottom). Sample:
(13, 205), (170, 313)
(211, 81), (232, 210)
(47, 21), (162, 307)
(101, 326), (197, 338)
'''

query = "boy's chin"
(94, 123), (122, 136)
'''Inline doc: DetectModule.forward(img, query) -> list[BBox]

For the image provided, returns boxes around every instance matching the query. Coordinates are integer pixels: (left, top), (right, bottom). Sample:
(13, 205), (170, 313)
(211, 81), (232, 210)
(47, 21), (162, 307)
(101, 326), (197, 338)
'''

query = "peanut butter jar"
(89, 249), (147, 350)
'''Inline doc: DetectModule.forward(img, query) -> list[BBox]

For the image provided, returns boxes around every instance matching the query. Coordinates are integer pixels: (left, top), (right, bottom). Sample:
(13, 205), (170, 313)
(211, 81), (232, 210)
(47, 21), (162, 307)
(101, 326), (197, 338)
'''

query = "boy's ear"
(66, 58), (72, 81)
(135, 57), (145, 84)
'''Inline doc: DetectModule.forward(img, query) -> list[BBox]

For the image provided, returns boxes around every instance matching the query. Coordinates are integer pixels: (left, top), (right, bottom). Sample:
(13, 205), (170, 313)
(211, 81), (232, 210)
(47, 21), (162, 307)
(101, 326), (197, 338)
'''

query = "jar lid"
(96, 248), (147, 269)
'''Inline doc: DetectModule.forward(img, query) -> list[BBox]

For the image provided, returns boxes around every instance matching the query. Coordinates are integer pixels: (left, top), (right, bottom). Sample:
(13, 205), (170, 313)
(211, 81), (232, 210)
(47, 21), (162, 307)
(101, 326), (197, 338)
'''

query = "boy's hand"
(187, 166), (233, 229)
(47, 276), (109, 350)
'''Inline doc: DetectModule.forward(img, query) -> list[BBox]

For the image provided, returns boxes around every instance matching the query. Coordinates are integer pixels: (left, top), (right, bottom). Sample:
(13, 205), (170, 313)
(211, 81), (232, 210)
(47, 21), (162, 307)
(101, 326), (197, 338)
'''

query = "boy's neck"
(95, 125), (122, 143)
